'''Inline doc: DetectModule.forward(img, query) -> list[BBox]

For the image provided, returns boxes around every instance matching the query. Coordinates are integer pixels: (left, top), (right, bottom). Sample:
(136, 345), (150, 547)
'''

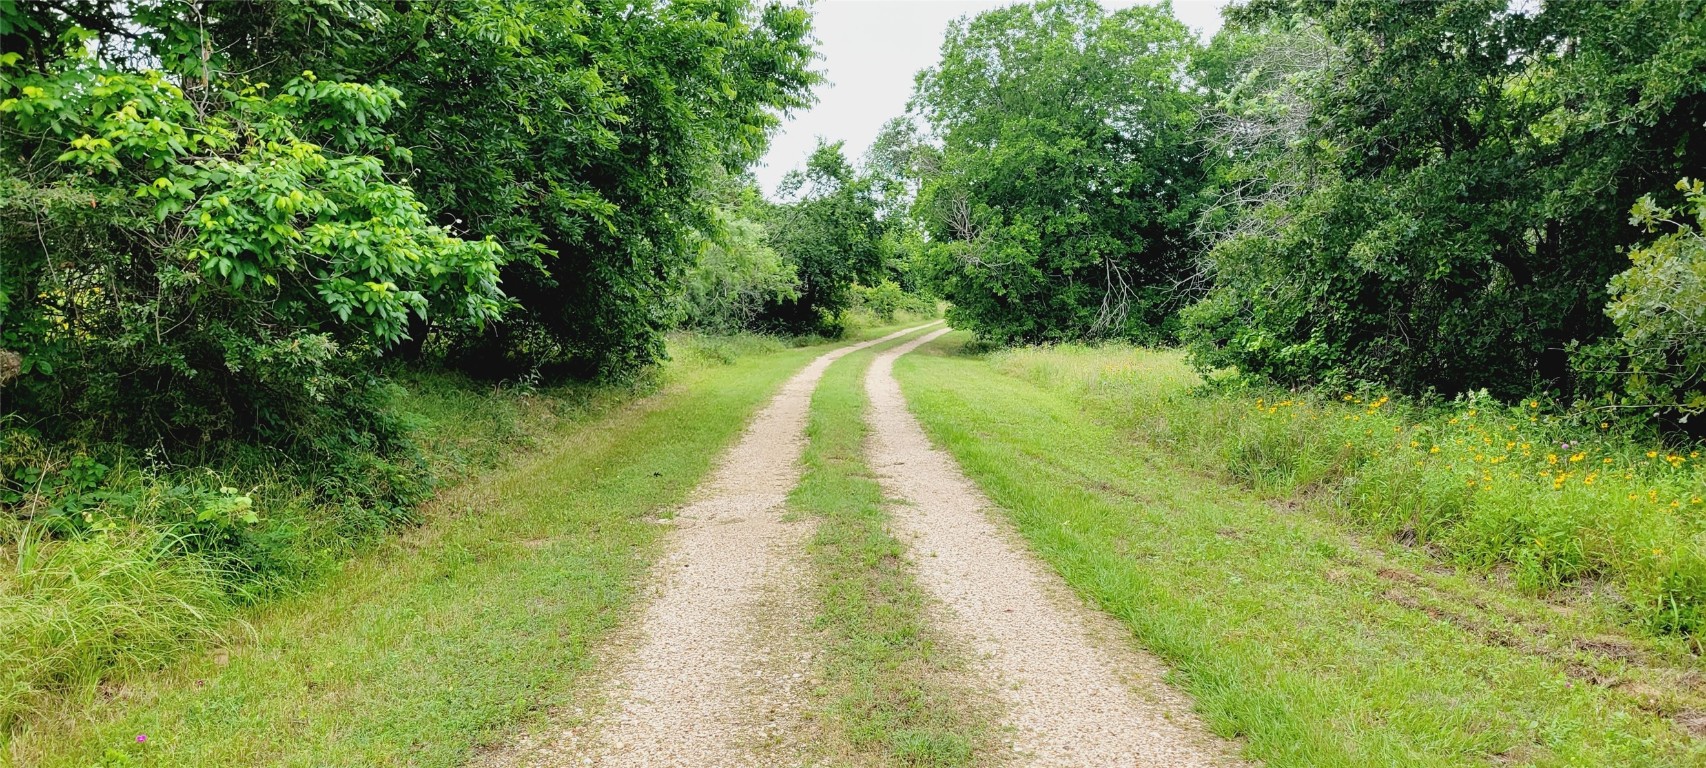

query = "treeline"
(678, 142), (930, 339)
(886, 0), (1705, 425)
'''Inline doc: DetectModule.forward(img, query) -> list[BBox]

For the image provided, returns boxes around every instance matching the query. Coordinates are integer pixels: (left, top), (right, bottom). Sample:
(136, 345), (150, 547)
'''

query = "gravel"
(864, 328), (1250, 768)
(481, 324), (938, 768)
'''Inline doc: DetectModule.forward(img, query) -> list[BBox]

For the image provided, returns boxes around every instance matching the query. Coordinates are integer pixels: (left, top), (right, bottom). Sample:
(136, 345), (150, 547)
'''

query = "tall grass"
(0, 520), (232, 725)
(993, 344), (1706, 640)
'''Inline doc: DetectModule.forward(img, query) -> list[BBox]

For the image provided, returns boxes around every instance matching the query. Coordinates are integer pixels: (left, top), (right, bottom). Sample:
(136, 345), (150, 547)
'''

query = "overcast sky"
(753, 0), (1231, 196)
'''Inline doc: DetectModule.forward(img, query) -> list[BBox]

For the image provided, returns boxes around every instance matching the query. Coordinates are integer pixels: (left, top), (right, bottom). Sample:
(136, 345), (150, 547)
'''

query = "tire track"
(481, 323), (939, 768)
(865, 329), (1248, 768)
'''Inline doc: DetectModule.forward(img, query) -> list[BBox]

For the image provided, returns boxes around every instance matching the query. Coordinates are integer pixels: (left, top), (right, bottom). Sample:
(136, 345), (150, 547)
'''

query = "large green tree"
(1184, 0), (1706, 400)
(209, 0), (819, 377)
(909, 0), (1204, 344)
(0, 0), (506, 447)
(759, 141), (888, 335)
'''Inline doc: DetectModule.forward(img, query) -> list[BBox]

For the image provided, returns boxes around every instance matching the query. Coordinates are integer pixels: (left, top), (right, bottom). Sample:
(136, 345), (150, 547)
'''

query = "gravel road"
(481, 324), (938, 768)
(482, 323), (1246, 767)
(864, 328), (1248, 767)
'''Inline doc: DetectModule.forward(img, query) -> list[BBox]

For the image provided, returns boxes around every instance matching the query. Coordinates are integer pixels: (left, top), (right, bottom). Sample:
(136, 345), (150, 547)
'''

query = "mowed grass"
(5, 329), (905, 767)
(895, 333), (1706, 768)
(792, 334), (987, 767)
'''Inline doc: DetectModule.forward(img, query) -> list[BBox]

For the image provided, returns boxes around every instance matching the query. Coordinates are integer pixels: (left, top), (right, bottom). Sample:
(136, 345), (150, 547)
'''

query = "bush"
(1, 14), (505, 451)
(1576, 179), (1706, 426)
(850, 280), (936, 323)
(0, 365), (607, 728)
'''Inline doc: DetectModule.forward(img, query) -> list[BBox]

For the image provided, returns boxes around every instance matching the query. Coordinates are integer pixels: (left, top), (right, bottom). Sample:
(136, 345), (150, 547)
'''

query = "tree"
(1184, 0), (1706, 400)
(0, 1), (505, 446)
(679, 174), (799, 333)
(214, 0), (820, 378)
(759, 141), (887, 335)
(909, 0), (1204, 344)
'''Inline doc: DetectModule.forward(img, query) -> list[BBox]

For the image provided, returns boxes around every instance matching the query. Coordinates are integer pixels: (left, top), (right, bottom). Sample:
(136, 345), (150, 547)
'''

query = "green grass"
(0, 522), (231, 730)
(791, 334), (987, 767)
(895, 333), (1706, 768)
(995, 344), (1706, 639)
(2, 327), (911, 767)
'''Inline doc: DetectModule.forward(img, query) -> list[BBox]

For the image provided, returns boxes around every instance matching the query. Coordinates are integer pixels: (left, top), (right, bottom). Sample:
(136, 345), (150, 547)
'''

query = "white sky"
(753, 0), (1231, 196)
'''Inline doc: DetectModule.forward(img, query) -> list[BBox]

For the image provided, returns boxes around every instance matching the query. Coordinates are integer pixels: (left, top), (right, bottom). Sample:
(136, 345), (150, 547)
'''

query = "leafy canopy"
(1, 1), (505, 444)
(909, 0), (1204, 344)
(1184, 0), (1706, 405)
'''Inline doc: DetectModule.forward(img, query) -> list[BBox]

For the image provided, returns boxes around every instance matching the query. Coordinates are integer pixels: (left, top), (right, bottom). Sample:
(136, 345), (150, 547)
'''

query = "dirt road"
(484, 324), (938, 767)
(486, 324), (1244, 767)
(864, 329), (1245, 768)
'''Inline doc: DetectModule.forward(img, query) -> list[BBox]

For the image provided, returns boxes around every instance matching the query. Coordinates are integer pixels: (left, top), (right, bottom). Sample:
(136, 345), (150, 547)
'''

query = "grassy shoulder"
(791, 334), (988, 767)
(0, 365), (629, 731)
(2, 328), (903, 766)
(895, 333), (1706, 768)
(1001, 345), (1706, 639)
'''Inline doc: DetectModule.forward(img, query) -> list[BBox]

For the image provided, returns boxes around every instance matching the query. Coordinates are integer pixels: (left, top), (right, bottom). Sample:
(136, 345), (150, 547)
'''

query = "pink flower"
(136, 734), (148, 743)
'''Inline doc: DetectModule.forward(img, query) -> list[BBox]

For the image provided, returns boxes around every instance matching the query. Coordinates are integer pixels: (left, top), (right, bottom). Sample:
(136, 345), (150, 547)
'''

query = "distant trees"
(679, 174), (800, 334)
(677, 136), (933, 337)
(908, 0), (1204, 344)
(758, 141), (890, 335)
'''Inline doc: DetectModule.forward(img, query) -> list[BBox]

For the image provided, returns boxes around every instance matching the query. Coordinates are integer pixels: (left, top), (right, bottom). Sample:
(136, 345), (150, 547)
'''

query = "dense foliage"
(1, 5), (506, 450)
(1582, 179), (1706, 422)
(199, 0), (819, 378)
(758, 141), (889, 335)
(7, 0), (1706, 731)
(1184, 1), (1706, 409)
(678, 174), (799, 334)
(2, 0), (817, 447)
(907, 0), (1203, 344)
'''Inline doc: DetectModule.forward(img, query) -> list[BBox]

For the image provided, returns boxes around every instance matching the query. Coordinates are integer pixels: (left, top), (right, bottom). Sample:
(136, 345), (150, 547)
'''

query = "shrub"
(1576, 179), (1706, 426)
(1, 13), (505, 451)
(851, 280), (936, 323)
